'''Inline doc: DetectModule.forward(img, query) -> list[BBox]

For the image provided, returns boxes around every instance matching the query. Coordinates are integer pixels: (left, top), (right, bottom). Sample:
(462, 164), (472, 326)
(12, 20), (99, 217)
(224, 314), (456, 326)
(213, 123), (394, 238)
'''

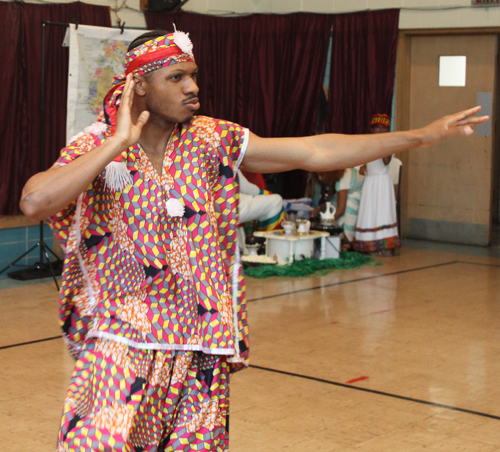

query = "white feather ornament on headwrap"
(173, 24), (193, 57)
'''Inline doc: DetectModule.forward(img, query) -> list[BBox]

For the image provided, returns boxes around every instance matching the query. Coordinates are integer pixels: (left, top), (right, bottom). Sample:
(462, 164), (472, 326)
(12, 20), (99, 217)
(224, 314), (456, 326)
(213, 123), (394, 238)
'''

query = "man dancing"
(20, 29), (487, 451)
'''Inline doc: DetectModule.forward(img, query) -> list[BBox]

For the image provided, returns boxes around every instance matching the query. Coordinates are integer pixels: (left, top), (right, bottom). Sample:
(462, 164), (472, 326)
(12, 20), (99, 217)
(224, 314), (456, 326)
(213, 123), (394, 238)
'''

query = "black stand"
(0, 21), (67, 289)
(0, 221), (63, 289)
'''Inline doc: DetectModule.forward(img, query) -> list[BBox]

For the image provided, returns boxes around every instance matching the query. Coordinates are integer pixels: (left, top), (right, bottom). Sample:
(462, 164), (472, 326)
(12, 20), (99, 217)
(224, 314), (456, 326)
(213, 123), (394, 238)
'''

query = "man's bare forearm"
(20, 136), (128, 221)
(242, 128), (424, 174)
(302, 129), (423, 171)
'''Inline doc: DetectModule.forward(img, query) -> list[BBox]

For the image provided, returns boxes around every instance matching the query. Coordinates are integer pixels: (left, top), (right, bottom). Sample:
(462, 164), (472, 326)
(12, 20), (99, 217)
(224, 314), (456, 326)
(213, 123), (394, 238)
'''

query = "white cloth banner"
(66, 24), (146, 143)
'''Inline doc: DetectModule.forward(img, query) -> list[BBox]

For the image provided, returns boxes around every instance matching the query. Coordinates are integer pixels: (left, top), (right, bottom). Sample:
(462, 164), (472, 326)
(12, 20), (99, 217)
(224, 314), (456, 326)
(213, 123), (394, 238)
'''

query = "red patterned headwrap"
(104, 27), (195, 134)
(371, 114), (391, 128)
(102, 27), (195, 191)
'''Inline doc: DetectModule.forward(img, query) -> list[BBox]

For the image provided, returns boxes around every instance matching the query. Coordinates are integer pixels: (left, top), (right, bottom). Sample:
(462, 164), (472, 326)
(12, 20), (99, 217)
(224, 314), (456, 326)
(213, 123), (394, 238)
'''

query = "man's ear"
(133, 75), (146, 96)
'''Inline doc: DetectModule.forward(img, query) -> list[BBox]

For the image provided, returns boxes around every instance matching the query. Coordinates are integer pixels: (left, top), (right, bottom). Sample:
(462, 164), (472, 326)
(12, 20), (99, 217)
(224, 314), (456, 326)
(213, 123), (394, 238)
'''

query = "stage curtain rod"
(42, 20), (147, 32)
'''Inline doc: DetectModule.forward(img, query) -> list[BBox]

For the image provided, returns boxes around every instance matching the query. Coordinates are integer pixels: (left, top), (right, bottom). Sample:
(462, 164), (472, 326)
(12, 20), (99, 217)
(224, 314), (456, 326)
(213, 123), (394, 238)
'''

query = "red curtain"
(0, 2), (111, 215)
(145, 12), (331, 138)
(146, 12), (246, 127)
(146, 12), (332, 197)
(325, 9), (400, 135)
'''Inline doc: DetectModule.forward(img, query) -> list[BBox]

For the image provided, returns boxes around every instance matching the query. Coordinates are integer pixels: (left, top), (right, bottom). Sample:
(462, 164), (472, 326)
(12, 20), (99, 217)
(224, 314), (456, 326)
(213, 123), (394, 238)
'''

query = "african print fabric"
(352, 235), (400, 253)
(57, 338), (229, 451)
(48, 116), (250, 371)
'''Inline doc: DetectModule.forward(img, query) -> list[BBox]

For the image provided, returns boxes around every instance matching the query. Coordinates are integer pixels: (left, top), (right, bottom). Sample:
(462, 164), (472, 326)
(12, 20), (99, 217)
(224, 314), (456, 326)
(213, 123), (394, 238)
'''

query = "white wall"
(4, 0), (500, 30)
(186, 0), (500, 32)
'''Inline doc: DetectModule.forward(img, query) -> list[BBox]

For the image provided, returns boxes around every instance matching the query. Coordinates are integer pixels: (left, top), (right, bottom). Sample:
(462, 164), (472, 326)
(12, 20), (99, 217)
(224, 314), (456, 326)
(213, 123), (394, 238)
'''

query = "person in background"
(239, 170), (285, 230)
(308, 168), (364, 245)
(353, 114), (399, 255)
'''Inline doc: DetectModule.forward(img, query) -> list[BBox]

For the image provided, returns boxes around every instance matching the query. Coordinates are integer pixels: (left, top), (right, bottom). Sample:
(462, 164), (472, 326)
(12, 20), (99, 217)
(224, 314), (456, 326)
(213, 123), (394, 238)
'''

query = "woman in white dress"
(353, 114), (400, 254)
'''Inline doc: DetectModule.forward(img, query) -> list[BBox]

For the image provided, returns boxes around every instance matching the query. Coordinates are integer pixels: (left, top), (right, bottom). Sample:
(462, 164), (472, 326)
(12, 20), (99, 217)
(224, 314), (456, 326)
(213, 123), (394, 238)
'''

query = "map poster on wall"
(66, 24), (146, 143)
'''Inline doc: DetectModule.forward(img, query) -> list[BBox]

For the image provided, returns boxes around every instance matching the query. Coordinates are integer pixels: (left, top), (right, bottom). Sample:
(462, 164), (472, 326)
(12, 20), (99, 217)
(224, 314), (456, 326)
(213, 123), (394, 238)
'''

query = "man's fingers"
(455, 115), (489, 127)
(127, 75), (136, 108)
(453, 105), (482, 121)
(121, 74), (134, 110)
(136, 111), (150, 129)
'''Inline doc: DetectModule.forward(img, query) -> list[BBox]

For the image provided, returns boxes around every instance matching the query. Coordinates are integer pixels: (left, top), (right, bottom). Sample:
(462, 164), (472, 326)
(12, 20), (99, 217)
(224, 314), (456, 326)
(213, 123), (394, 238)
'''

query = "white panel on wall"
(399, 9), (461, 29)
(302, 0), (335, 13)
(206, 0), (273, 13)
(439, 56), (466, 86)
(402, 0), (436, 7)
(271, 0), (302, 13)
(184, 0), (209, 13)
(368, 0), (403, 10)
(332, 0), (368, 13)
(112, 6), (147, 28)
(207, 0), (239, 13)
(459, 5), (500, 27)
(439, 0), (470, 5)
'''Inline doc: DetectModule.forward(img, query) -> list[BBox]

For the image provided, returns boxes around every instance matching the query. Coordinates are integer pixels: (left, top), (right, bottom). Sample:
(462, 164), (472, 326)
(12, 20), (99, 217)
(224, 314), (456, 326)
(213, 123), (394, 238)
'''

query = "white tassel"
(68, 122), (108, 145)
(105, 161), (133, 192)
(166, 198), (185, 217)
(172, 24), (193, 57)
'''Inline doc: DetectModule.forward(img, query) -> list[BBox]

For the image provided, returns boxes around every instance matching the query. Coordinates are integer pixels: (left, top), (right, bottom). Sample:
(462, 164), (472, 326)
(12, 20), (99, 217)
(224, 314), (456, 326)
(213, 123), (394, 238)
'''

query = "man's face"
(138, 62), (200, 124)
(370, 123), (390, 134)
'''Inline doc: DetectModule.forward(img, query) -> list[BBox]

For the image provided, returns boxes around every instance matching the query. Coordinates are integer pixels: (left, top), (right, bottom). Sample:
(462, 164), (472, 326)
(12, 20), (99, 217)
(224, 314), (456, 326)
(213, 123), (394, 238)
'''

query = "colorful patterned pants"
(57, 339), (230, 451)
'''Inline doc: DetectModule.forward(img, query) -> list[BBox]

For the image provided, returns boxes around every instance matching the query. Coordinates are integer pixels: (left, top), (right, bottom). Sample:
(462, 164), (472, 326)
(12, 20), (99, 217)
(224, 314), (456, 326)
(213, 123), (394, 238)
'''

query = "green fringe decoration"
(243, 251), (377, 279)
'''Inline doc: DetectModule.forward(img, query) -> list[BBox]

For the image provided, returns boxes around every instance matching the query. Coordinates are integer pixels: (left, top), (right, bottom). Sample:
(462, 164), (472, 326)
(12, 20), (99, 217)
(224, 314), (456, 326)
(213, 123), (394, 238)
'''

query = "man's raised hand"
(114, 73), (150, 149)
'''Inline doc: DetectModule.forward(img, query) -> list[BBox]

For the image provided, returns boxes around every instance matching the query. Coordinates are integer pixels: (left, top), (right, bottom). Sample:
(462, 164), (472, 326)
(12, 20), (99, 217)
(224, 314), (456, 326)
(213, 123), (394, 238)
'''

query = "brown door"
(406, 34), (497, 246)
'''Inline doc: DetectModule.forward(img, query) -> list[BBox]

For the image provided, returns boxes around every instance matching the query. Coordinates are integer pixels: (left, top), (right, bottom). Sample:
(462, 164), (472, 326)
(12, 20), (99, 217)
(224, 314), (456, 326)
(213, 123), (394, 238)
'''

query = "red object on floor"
(345, 376), (369, 384)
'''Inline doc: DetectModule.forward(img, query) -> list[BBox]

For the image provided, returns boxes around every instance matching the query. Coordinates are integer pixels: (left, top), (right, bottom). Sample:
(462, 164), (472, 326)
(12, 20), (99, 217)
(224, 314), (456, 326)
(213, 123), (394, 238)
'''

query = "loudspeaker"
(139, 0), (188, 12)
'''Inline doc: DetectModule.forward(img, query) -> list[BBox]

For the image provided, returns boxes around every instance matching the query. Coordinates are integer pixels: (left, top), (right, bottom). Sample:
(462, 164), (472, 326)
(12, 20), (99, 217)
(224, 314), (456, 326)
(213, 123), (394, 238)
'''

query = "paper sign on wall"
(439, 56), (466, 87)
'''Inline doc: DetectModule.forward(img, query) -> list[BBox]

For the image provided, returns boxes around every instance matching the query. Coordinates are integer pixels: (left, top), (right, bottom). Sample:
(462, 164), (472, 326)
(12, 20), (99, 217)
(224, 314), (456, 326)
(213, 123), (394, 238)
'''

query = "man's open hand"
(114, 73), (150, 149)
(419, 106), (489, 148)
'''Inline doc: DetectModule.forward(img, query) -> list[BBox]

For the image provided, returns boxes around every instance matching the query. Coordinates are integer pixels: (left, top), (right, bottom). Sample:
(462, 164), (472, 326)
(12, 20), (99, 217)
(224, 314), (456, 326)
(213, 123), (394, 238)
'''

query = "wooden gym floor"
(1, 242), (500, 451)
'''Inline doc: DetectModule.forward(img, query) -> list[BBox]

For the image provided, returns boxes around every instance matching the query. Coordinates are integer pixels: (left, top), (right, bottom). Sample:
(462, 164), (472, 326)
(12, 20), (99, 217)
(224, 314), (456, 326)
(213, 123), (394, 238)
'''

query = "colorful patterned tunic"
(48, 116), (250, 370)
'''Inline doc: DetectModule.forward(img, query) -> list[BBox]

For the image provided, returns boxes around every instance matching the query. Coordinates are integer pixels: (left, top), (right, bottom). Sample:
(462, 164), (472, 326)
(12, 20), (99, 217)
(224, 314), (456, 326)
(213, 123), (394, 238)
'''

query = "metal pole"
(39, 21), (47, 266)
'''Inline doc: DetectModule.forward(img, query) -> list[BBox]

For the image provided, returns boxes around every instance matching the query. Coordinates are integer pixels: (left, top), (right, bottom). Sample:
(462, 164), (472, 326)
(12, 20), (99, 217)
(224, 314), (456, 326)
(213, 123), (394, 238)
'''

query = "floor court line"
(249, 364), (500, 421)
(3, 336), (498, 422)
(0, 261), (464, 351)
(247, 260), (459, 303)
(0, 335), (62, 351)
(457, 260), (500, 268)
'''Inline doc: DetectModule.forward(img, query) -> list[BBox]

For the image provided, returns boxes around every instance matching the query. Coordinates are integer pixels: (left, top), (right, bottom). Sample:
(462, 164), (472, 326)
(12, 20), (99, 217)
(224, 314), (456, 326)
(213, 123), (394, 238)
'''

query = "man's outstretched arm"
(240, 106), (488, 173)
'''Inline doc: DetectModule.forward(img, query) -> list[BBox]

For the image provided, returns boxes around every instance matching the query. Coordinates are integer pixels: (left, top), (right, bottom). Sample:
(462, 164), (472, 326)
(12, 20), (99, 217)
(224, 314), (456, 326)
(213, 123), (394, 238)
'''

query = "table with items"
(253, 229), (340, 265)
